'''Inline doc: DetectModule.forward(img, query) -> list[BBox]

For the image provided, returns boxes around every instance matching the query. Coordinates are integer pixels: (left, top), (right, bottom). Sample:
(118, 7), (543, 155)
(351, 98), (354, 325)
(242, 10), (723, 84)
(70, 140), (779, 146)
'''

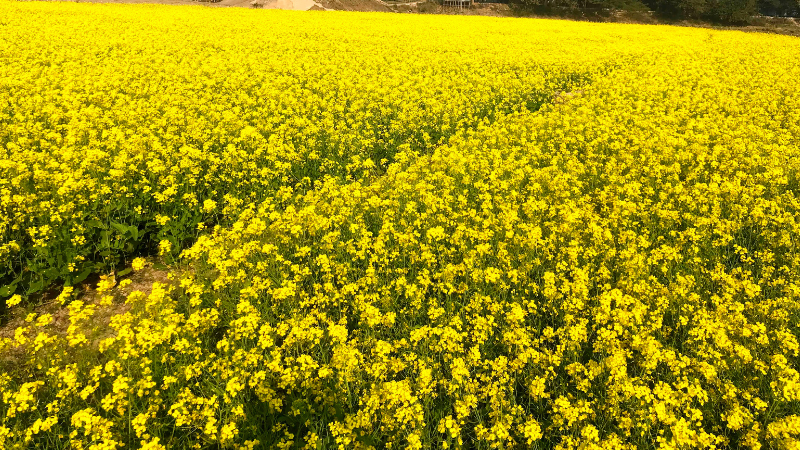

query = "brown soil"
(317, 0), (389, 11)
(0, 261), (171, 350)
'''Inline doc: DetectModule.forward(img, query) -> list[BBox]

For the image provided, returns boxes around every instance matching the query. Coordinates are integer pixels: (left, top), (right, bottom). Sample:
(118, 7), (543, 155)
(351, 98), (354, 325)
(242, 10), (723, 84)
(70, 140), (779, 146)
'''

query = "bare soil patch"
(0, 261), (171, 348)
(316, 0), (389, 11)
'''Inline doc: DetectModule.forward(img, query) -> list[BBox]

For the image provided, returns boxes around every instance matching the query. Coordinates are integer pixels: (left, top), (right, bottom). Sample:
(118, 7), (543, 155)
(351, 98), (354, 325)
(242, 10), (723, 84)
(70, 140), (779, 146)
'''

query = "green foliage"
(707, 0), (758, 22)
(514, 0), (796, 22)
(759, 0), (800, 16)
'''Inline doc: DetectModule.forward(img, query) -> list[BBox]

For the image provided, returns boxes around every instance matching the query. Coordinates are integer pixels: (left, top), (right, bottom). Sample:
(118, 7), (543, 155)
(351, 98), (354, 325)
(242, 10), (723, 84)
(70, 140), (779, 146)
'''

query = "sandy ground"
(61, 0), (329, 10)
(39, 0), (506, 13)
(317, 0), (390, 12)
(55, 0), (392, 11)
(249, 0), (322, 10)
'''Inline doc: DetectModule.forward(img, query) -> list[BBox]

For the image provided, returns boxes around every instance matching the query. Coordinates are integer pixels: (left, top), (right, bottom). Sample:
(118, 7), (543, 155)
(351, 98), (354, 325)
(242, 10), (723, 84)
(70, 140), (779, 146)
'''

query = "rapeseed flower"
(0, 2), (799, 449)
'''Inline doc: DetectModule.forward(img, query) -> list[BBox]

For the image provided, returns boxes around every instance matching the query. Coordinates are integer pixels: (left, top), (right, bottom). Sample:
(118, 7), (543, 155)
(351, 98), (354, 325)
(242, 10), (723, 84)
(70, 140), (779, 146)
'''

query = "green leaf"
(111, 222), (140, 241)
(129, 225), (139, 241)
(43, 267), (61, 282)
(111, 221), (127, 234)
(26, 278), (45, 295)
(73, 267), (93, 284)
(0, 285), (15, 297)
(87, 220), (106, 229)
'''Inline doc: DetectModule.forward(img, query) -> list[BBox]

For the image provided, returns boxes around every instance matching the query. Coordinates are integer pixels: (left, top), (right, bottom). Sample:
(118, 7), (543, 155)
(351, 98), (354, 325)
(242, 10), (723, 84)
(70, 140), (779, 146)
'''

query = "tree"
(645, 0), (762, 21)
(677, 0), (710, 17)
(759, 0), (800, 16)
(707, 0), (758, 22)
(642, 0), (708, 18)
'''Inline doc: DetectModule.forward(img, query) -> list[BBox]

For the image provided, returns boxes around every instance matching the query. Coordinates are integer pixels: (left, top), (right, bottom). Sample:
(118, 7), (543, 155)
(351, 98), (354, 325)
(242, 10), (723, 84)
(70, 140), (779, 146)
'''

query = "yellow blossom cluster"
(2, 1), (800, 449)
(0, 1), (624, 298)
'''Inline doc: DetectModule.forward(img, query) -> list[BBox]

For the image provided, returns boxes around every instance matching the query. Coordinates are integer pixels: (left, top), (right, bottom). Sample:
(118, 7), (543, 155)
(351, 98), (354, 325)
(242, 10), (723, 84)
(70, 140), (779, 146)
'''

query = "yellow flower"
(131, 257), (147, 271)
(6, 294), (22, 307)
(1, 4), (799, 450)
(158, 240), (172, 257)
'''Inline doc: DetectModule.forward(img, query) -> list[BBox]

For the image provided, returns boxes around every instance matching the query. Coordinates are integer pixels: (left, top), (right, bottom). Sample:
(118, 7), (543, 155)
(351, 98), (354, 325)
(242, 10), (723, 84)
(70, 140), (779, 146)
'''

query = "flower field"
(2, 1), (800, 449)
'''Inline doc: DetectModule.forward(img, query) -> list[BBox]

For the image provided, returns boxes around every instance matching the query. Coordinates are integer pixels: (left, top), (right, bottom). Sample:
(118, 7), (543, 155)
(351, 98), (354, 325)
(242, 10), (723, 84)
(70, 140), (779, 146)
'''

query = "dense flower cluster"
(0, 1), (623, 298)
(2, 1), (800, 449)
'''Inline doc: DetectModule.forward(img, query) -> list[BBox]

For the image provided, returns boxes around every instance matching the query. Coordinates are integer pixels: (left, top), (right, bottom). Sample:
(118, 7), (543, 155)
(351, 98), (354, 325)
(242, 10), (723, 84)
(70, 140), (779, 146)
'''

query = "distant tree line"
(509, 0), (800, 22)
(647, 0), (799, 21)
